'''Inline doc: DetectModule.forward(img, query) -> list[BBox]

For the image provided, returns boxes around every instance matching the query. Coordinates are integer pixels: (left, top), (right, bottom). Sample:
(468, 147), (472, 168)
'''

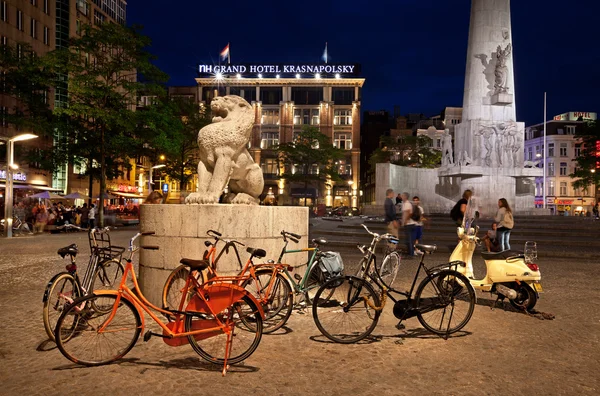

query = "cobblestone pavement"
(0, 228), (599, 395)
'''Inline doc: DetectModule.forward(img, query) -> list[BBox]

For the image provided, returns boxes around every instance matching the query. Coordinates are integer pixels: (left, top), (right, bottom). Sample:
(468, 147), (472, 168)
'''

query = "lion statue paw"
(231, 193), (259, 205)
(185, 193), (219, 205)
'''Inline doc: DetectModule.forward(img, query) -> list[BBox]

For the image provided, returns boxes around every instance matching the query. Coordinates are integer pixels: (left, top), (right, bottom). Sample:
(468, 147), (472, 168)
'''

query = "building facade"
(194, 63), (365, 208)
(524, 112), (597, 215)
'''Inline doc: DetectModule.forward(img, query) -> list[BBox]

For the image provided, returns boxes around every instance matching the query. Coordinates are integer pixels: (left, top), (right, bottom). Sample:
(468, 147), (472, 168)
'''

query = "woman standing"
(494, 198), (514, 251)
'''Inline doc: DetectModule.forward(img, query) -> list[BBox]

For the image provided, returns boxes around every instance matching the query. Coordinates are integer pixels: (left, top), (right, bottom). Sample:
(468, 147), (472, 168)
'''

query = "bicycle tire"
(242, 270), (293, 334)
(185, 294), (263, 365)
(55, 293), (141, 366)
(312, 276), (381, 344)
(43, 272), (80, 342)
(162, 265), (206, 312)
(416, 270), (475, 336)
(376, 251), (400, 289)
(92, 259), (125, 291)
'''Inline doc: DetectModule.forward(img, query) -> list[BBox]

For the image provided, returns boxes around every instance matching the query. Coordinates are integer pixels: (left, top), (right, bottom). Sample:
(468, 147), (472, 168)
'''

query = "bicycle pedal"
(395, 322), (405, 330)
(143, 331), (152, 342)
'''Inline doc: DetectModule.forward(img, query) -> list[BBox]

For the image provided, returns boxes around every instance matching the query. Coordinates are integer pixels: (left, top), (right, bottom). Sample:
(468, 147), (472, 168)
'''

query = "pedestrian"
(384, 189), (399, 247)
(593, 202), (599, 219)
(401, 192), (417, 257)
(34, 206), (48, 234)
(89, 204), (96, 229)
(494, 198), (514, 251)
(144, 191), (164, 204)
(450, 189), (472, 227)
(481, 222), (501, 252)
(80, 203), (89, 228)
(411, 196), (425, 252)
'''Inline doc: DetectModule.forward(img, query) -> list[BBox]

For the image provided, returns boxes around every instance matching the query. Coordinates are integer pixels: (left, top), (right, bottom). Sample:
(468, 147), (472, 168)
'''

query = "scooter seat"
(415, 243), (437, 253)
(481, 250), (524, 260)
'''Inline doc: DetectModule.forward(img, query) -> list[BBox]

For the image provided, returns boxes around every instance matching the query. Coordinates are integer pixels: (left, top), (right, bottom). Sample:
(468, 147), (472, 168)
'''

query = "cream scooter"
(447, 225), (542, 311)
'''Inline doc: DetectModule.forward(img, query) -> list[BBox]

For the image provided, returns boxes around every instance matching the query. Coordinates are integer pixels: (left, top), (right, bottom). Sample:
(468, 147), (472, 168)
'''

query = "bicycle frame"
(275, 234), (322, 294)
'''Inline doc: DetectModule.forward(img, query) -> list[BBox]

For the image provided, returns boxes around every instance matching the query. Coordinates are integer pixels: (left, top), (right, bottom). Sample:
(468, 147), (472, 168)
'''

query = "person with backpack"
(401, 192), (417, 257)
(411, 196), (425, 253)
(384, 189), (399, 246)
(450, 189), (472, 227)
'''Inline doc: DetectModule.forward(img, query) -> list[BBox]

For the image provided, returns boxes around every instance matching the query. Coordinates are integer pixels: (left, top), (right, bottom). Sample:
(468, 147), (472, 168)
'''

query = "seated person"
(481, 222), (501, 252)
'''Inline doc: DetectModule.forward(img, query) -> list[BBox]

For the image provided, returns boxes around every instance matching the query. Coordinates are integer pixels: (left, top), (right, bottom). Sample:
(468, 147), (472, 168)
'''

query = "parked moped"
(447, 225), (542, 311)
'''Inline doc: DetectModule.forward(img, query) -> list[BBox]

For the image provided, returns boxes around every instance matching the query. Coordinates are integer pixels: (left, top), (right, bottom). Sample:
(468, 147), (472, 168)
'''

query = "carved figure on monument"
(480, 126), (495, 167)
(441, 129), (454, 166)
(472, 129), (482, 166)
(505, 123), (522, 167)
(495, 125), (505, 167)
(494, 43), (512, 94)
(458, 151), (473, 167)
(185, 95), (264, 205)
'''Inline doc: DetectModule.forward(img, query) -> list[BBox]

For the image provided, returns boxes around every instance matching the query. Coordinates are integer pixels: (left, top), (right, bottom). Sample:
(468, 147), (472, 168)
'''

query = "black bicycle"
(312, 224), (476, 343)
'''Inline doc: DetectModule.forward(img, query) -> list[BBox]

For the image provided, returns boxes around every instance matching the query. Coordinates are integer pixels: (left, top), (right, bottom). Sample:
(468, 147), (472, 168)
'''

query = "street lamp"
(2, 133), (38, 238)
(149, 164), (166, 193)
(536, 153), (544, 208)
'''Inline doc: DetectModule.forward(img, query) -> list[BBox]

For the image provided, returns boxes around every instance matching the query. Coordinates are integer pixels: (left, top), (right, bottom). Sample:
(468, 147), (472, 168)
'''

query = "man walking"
(384, 189), (398, 245)
(401, 192), (417, 257)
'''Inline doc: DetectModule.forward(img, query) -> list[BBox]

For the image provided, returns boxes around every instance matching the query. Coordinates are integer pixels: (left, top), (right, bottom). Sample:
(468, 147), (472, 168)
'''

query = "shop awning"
(0, 183), (62, 191)
(110, 191), (144, 199)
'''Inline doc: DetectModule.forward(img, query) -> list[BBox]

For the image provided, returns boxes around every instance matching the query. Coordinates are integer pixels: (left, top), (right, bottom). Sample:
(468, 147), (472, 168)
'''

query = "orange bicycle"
(54, 232), (265, 375)
(162, 230), (294, 333)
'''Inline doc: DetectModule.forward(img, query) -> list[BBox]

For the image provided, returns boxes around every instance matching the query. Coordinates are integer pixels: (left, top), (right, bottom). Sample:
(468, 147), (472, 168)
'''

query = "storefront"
(545, 197), (596, 216)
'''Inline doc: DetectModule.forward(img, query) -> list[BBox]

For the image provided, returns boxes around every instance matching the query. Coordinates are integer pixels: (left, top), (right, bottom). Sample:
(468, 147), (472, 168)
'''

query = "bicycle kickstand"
(222, 330), (233, 376)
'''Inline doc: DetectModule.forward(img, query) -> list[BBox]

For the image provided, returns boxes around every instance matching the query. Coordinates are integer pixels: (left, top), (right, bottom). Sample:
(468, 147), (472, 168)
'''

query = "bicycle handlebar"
(361, 224), (380, 238)
(281, 230), (301, 239)
(207, 229), (222, 237)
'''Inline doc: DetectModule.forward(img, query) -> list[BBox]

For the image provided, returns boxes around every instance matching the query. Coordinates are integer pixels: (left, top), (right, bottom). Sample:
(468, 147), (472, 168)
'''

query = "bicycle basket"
(319, 251), (344, 278)
(89, 230), (125, 261)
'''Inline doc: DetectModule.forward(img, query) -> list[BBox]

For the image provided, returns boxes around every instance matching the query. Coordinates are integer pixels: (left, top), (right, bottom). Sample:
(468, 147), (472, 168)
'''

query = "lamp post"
(149, 164), (165, 193)
(2, 133), (38, 238)
(536, 152), (544, 209)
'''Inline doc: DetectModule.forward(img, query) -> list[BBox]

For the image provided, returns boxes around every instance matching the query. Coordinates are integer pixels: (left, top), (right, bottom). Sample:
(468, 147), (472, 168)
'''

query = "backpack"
(411, 203), (422, 222)
(319, 251), (344, 279)
(450, 201), (462, 221)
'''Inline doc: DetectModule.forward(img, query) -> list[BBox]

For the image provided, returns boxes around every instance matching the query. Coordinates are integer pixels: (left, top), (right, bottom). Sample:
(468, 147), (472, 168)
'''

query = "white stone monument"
(139, 95), (309, 305)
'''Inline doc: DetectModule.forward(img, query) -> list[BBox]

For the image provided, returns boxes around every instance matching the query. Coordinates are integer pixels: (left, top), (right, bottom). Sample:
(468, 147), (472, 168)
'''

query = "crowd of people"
(384, 188), (516, 255)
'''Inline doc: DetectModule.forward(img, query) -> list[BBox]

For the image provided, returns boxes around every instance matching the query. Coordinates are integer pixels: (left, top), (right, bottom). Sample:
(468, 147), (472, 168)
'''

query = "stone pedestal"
(138, 204), (309, 306)
(491, 93), (513, 105)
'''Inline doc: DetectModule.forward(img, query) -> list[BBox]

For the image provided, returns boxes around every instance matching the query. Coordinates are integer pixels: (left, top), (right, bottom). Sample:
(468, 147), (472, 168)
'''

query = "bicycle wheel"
(376, 251), (400, 289)
(162, 265), (206, 311)
(55, 294), (141, 366)
(305, 262), (334, 305)
(43, 272), (80, 341)
(354, 257), (369, 277)
(185, 294), (263, 365)
(242, 270), (293, 333)
(92, 259), (125, 290)
(312, 276), (381, 344)
(416, 270), (475, 336)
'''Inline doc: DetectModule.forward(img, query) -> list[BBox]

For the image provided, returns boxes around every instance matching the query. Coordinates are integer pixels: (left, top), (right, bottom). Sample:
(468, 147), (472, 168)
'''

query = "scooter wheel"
(509, 282), (537, 312)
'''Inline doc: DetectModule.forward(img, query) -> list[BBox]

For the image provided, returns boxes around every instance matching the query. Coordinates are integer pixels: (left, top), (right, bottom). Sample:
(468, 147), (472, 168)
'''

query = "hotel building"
(193, 63), (365, 208)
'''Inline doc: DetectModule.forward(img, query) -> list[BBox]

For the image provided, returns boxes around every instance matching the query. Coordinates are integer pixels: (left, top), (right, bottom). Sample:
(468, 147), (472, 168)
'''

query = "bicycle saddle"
(246, 247), (267, 259)
(415, 243), (436, 253)
(312, 238), (327, 245)
(57, 244), (78, 258)
(179, 258), (210, 271)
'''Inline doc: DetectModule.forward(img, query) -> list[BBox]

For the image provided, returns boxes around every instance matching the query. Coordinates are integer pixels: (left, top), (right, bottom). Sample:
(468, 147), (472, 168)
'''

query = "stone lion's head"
(210, 95), (252, 123)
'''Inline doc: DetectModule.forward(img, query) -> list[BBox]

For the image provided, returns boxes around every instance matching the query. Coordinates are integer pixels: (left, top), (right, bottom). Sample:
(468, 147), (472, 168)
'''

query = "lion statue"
(185, 95), (264, 205)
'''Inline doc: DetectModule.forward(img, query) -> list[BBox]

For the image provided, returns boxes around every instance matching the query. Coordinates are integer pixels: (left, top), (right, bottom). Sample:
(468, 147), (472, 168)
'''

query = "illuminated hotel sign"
(0, 170), (27, 181)
(553, 112), (597, 121)
(198, 63), (361, 77)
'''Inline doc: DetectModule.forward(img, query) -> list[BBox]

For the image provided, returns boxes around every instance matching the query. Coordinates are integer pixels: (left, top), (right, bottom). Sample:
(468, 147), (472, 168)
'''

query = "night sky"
(128, 0), (600, 126)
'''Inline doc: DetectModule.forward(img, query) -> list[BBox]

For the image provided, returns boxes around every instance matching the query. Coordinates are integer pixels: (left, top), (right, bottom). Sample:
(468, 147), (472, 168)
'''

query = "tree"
(569, 121), (600, 192)
(368, 135), (441, 170)
(51, 23), (170, 226)
(276, 126), (345, 205)
(158, 97), (211, 198)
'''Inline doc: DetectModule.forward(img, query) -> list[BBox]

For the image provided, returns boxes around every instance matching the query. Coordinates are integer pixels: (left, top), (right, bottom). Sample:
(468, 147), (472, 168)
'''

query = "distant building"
(524, 113), (597, 215)
(360, 110), (392, 205)
(441, 107), (462, 134)
(416, 126), (445, 150)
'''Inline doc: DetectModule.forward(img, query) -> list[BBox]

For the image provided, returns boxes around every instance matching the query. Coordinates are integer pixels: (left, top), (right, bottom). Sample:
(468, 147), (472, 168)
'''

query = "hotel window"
(547, 143), (554, 157)
(559, 162), (567, 176)
(574, 144), (581, 157)
(43, 0), (49, 14)
(334, 109), (352, 125)
(547, 162), (554, 176)
(566, 125), (576, 135)
(1, 1), (7, 22)
(336, 159), (352, 175)
(260, 88), (282, 105)
(559, 143), (568, 157)
(291, 87), (322, 105)
(261, 109), (279, 125)
(332, 87), (354, 105)
(76, 19), (81, 35)
(294, 109), (319, 125)
(334, 132), (352, 150)
(560, 182), (567, 196)
(260, 158), (278, 175)
(94, 9), (106, 25)
(77, 0), (89, 16)
(260, 132), (279, 149)
(548, 180), (555, 196)
(43, 26), (49, 44)
(527, 147), (533, 161)
(30, 18), (37, 38)
(16, 9), (23, 30)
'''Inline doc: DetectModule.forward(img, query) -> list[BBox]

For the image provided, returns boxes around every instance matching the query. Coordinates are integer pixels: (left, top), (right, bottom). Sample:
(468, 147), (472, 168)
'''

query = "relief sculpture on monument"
(185, 95), (265, 205)
(494, 43), (512, 94)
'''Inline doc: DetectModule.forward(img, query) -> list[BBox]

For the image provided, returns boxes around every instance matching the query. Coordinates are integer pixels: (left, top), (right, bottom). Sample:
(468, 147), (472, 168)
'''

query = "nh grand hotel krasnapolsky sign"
(198, 63), (361, 77)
